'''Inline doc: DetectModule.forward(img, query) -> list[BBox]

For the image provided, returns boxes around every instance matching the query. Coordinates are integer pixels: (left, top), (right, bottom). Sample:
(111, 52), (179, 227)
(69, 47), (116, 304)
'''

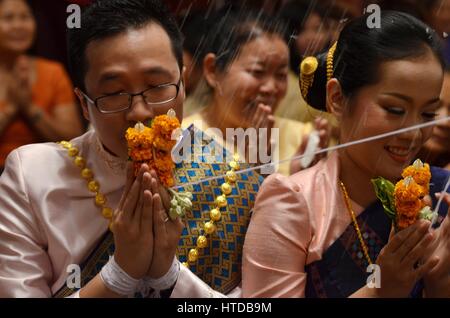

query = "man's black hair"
(67, 0), (183, 91)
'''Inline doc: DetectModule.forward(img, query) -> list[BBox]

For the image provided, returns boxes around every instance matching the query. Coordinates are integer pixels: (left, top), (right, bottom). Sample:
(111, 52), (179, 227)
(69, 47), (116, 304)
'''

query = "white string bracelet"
(144, 257), (180, 291)
(100, 255), (140, 296)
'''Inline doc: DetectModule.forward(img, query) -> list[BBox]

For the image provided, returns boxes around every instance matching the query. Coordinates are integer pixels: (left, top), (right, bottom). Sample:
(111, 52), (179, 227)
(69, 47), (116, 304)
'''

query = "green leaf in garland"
(371, 177), (396, 219)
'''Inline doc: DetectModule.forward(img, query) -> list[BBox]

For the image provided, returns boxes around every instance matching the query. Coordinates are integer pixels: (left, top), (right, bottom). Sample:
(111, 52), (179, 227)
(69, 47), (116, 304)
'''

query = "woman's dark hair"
(179, 10), (213, 69)
(279, 0), (315, 73)
(279, 0), (353, 73)
(303, 11), (446, 111)
(374, 0), (427, 20)
(67, 0), (183, 91)
(200, 7), (288, 73)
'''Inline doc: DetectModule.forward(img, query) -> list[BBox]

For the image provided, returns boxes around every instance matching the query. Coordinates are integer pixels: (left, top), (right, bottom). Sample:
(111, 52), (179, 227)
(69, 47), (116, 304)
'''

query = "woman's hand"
(423, 192), (450, 297)
(111, 163), (155, 279)
(7, 56), (33, 110)
(245, 103), (275, 164)
(373, 220), (438, 297)
(0, 101), (19, 123)
(290, 117), (331, 174)
(146, 170), (184, 279)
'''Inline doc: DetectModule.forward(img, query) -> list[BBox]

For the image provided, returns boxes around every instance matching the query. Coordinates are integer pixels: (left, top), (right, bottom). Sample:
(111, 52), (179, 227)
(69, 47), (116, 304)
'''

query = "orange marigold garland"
(152, 113), (180, 152)
(125, 109), (190, 220)
(125, 109), (181, 187)
(372, 159), (436, 232)
(394, 176), (426, 230)
(125, 122), (155, 177)
(401, 159), (431, 194)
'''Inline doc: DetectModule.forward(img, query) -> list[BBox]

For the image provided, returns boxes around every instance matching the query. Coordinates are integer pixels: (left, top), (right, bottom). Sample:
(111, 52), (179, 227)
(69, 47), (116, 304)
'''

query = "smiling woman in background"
(243, 11), (450, 298)
(182, 10), (330, 176)
(0, 0), (83, 173)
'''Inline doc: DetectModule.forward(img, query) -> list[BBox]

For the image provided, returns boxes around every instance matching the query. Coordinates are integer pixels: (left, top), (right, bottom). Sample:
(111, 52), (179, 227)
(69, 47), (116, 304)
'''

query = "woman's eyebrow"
(381, 93), (441, 106)
(424, 97), (441, 105)
(381, 92), (413, 103)
(246, 59), (265, 66)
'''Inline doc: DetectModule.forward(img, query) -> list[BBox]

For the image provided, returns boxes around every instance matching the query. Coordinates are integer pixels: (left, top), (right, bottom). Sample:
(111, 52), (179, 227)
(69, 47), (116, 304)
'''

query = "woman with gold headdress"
(243, 11), (450, 298)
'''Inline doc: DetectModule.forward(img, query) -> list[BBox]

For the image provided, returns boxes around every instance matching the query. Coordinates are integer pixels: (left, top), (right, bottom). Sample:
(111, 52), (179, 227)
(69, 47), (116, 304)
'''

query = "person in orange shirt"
(0, 0), (83, 172)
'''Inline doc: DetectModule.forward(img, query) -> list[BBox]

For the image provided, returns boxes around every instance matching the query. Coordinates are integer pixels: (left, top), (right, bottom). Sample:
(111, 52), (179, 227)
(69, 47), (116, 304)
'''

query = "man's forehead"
(86, 23), (173, 54)
(97, 65), (178, 85)
(84, 23), (180, 81)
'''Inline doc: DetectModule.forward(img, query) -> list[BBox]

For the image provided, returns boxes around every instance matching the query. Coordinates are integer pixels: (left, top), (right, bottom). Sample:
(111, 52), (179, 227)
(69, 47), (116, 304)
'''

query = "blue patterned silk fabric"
(174, 125), (264, 293)
(305, 166), (450, 298)
(55, 125), (264, 297)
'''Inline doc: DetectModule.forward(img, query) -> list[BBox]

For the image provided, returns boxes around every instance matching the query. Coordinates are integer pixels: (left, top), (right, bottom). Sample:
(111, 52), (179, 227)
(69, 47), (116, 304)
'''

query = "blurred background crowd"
(0, 0), (449, 174)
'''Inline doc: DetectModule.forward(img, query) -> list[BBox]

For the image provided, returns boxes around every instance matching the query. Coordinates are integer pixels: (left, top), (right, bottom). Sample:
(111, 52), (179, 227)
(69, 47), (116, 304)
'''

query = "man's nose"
(125, 95), (154, 123)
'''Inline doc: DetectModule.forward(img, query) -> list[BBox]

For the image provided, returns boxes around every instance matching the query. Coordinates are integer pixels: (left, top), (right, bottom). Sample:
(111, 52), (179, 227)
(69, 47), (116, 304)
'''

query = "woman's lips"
(384, 145), (415, 163)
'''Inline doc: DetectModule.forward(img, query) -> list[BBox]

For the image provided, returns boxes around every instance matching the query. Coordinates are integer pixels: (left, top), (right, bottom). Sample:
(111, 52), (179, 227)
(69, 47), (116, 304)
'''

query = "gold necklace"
(338, 181), (373, 265)
(59, 140), (240, 268)
(59, 141), (114, 228)
(184, 154), (240, 268)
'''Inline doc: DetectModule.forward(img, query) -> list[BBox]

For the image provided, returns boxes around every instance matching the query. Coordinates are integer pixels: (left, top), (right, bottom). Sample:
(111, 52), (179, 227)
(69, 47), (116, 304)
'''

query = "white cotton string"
(431, 175), (450, 227)
(143, 257), (180, 291)
(172, 115), (450, 190)
(100, 255), (140, 296)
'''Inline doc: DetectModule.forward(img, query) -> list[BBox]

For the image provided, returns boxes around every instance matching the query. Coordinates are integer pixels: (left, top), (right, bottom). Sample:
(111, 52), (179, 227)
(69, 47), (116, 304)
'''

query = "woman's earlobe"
(203, 53), (218, 88)
(326, 79), (345, 119)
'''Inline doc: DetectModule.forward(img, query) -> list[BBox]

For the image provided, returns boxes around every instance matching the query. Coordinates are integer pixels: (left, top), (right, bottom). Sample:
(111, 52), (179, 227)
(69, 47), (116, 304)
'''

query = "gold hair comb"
(299, 56), (318, 100)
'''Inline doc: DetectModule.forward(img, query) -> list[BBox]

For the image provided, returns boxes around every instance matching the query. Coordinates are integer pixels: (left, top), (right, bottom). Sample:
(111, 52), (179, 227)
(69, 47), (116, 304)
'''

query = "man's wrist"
(100, 255), (140, 297)
(144, 257), (180, 291)
(423, 273), (450, 297)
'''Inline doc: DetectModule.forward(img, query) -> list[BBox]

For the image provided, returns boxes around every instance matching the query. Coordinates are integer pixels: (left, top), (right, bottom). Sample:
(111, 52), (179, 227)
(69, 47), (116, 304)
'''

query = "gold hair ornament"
(299, 56), (318, 100)
(327, 42), (337, 82)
